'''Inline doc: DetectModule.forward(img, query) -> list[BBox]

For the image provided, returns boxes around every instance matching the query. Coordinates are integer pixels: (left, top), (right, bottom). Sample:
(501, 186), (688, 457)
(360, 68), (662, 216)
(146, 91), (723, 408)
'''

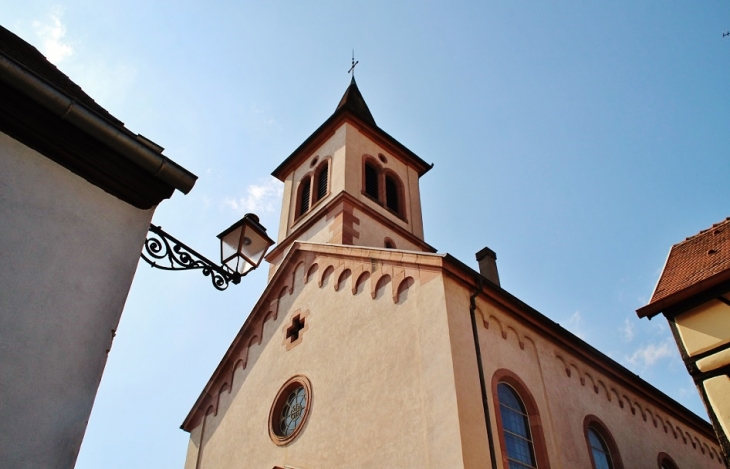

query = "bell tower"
(266, 78), (435, 274)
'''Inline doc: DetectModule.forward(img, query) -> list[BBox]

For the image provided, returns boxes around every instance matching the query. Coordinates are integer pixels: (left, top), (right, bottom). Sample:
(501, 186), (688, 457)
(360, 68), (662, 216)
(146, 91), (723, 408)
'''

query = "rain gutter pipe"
(470, 276), (498, 469)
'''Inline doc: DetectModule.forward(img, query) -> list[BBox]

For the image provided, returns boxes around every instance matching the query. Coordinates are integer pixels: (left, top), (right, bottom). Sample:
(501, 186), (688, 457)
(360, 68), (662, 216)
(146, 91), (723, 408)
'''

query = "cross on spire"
(348, 50), (359, 78)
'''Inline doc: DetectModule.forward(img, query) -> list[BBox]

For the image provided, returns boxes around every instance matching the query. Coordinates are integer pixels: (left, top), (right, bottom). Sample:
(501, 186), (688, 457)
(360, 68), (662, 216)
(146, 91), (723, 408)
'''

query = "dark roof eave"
(637, 268), (730, 318)
(0, 35), (197, 196)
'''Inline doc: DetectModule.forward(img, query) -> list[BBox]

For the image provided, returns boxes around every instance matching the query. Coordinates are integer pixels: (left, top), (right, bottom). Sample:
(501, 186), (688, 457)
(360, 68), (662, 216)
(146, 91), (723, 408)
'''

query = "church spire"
(335, 77), (376, 127)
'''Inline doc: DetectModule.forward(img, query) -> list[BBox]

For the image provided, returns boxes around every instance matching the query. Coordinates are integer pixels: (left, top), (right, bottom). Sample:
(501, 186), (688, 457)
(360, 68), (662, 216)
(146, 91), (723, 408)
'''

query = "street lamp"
(141, 213), (275, 290)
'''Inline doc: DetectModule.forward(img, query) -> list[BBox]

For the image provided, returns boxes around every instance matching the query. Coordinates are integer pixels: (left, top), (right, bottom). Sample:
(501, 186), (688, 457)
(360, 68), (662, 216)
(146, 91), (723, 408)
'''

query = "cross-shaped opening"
(286, 315), (306, 342)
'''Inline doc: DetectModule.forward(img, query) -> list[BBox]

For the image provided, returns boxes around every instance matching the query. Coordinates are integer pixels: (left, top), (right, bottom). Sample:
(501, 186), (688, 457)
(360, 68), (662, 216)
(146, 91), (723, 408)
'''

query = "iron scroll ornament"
(140, 224), (242, 291)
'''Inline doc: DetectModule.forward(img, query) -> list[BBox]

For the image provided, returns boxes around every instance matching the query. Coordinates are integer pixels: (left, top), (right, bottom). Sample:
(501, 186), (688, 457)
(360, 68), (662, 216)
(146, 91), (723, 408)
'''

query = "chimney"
(475, 247), (500, 286)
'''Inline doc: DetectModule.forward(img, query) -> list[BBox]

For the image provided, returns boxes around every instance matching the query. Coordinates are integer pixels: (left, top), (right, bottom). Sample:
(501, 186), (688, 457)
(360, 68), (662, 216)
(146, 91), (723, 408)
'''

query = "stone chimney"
(475, 247), (500, 286)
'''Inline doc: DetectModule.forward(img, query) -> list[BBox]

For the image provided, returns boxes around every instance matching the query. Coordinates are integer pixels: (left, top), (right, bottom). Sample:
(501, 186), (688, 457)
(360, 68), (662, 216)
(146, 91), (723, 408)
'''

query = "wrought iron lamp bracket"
(141, 224), (243, 291)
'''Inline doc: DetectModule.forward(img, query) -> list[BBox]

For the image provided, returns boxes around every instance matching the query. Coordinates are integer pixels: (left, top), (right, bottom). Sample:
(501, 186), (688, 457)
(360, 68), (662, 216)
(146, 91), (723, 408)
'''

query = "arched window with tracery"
(584, 415), (623, 469)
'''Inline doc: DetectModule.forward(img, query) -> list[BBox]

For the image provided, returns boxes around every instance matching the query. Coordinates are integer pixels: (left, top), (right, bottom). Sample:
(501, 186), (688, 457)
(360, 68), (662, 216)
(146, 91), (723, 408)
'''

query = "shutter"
(385, 175), (399, 214)
(316, 163), (328, 201)
(299, 178), (311, 216)
(365, 163), (379, 199)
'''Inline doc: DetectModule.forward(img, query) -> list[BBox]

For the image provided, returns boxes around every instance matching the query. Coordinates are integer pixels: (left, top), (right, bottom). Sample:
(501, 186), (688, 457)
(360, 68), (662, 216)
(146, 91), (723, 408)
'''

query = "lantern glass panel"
(239, 224), (271, 268)
(220, 225), (243, 267)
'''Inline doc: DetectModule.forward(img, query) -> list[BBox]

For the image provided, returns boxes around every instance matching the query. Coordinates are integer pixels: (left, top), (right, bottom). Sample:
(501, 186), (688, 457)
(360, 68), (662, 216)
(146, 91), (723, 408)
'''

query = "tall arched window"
(587, 428), (613, 469)
(584, 416), (623, 469)
(657, 453), (678, 469)
(493, 370), (550, 469)
(497, 383), (538, 469)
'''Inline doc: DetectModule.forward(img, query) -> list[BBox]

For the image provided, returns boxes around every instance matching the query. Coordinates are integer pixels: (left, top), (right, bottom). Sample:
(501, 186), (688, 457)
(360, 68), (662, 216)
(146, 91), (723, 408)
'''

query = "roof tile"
(650, 217), (730, 303)
(0, 25), (122, 126)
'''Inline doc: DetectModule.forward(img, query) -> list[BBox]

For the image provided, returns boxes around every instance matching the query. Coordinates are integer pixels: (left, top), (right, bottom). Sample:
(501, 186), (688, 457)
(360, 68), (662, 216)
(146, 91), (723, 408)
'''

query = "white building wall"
(0, 131), (155, 468)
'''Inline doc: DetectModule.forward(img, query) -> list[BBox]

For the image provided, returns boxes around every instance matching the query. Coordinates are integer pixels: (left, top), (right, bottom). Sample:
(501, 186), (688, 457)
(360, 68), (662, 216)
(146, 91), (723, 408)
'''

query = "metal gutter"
(0, 53), (197, 194)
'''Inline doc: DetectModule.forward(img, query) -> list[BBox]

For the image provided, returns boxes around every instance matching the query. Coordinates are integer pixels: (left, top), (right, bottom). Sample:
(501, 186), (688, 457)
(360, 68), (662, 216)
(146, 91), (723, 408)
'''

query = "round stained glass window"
(269, 375), (312, 445)
(280, 386), (307, 436)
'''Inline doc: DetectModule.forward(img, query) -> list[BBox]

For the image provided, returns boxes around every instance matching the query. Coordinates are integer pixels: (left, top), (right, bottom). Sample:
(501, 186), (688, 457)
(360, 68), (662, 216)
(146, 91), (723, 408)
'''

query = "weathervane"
(348, 50), (358, 78)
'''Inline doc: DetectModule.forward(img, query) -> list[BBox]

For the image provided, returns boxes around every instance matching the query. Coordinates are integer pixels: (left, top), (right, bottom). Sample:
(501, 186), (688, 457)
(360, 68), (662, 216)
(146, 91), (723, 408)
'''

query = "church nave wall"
(444, 277), (724, 469)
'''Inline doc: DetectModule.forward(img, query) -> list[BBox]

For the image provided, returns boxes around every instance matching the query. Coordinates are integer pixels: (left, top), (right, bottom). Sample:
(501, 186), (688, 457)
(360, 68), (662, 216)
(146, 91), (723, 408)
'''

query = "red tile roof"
(640, 218), (730, 317)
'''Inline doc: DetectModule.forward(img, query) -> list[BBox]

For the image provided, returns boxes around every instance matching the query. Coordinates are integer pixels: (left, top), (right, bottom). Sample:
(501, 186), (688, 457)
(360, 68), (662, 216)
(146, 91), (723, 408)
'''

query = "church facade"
(181, 79), (723, 469)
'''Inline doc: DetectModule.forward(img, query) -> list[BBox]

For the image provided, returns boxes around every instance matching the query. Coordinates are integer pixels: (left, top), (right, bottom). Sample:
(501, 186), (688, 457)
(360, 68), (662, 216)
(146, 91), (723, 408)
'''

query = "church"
(180, 78), (724, 469)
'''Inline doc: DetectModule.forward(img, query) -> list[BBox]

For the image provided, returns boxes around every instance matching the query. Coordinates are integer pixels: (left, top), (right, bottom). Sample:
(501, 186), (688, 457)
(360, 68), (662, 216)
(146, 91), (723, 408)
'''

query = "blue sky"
(4, 2), (730, 467)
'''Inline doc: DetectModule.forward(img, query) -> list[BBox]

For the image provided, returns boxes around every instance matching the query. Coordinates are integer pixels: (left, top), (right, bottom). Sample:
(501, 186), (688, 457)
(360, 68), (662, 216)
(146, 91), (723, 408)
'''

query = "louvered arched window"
(364, 162), (379, 200)
(297, 177), (311, 217)
(315, 161), (328, 202)
(361, 156), (407, 220)
(385, 173), (402, 216)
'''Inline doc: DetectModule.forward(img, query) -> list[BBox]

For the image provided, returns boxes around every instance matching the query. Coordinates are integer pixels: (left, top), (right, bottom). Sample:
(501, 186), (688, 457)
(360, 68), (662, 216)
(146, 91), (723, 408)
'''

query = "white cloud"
(223, 177), (283, 214)
(32, 8), (73, 65)
(564, 310), (585, 339)
(625, 338), (674, 370)
(621, 318), (635, 342)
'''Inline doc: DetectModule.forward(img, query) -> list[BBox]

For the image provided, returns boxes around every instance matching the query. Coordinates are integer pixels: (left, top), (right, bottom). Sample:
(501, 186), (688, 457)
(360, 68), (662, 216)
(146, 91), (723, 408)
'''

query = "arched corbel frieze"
(353, 271), (370, 295)
(555, 354), (570, 376)
(291, 261), (305, 294)
(610, 388), (622, 407)
(372, 274), (391, 300)
(522, 335), (537, 354)
(583, 372), (598, 393)
(305, 263), (319, 284)
(320, 265), (335, 288)
(336, 269), (352, 292)
(474, 307), (490, 329)
(596, 380), (610, 400)
(645, 408), (657, 427)
(395, 276), (415, 304)
(568, 364), (580, 381)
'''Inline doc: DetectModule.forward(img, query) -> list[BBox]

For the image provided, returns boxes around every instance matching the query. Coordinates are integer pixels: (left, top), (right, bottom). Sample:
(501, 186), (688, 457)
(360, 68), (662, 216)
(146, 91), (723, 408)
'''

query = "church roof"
(0, 25), (122, 126)
(271, 78), (433, 180)
(335, 77), (376, 127)
(0, 25), (197, 207)
(638, 217), (730, 318)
